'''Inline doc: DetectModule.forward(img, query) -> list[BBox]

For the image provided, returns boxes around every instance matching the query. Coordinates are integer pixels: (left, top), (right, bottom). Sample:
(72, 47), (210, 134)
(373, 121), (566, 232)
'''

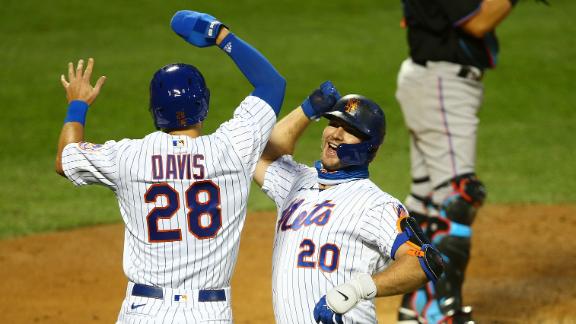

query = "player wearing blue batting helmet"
(253, 82), (441, 324)
(149, 63), (210, 130)
(323, 94), (386, 167)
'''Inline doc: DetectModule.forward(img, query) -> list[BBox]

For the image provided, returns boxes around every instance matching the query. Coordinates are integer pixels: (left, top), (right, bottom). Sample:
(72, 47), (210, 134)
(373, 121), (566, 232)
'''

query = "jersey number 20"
(298, 239), (340, 272)
(144, 181), (221, 242)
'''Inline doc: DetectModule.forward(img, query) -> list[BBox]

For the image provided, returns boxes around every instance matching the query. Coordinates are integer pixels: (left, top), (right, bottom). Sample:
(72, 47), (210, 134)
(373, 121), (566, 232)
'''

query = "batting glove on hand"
(171, 10), (227, 48)
(301, 80), (341, 120)
(325, 273), (377, 314)
(314, 296), (343, 324)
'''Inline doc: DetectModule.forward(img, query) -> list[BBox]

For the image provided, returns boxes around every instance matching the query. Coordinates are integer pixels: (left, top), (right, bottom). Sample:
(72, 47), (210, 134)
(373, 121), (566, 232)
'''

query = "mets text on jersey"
(277, 199), (335, 232)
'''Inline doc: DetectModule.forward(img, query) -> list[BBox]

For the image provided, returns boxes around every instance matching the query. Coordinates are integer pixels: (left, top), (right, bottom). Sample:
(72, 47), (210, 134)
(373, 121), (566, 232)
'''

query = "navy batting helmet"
(149, 63), (210, 130)
(323, 94), (386, 166)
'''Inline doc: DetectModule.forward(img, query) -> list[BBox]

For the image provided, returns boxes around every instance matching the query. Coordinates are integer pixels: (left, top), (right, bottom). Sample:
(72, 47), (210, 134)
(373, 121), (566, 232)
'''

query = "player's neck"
(318, 183), (332, 190)
(315, 161), (369, 187)
(166, 124), (203, 138)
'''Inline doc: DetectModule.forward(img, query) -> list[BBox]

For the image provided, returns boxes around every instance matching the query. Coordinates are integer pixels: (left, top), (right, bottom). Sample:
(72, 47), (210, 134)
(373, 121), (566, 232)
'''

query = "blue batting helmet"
(149, 63), (210, 130)
(323, 94), (386, 166)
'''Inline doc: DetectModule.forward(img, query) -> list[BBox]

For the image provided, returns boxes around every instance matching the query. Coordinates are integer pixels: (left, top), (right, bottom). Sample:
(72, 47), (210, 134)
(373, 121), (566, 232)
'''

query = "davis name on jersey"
(151, 153), (206, 180)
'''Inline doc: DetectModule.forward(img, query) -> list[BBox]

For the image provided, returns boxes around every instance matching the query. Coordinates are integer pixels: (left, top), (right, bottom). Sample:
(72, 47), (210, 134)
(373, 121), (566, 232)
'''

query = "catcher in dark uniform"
(394, 0), (520, 322)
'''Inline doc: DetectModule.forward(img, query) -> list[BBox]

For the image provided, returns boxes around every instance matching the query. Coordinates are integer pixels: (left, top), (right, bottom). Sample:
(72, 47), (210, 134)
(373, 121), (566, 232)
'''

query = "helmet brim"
(323, 111), (371, 140)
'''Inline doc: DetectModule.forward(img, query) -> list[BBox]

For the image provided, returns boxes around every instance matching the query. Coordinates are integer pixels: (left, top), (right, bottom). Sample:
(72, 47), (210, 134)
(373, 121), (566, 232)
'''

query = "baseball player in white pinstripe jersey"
(55, 10), (285, 324)
(253, 82), (444, 324)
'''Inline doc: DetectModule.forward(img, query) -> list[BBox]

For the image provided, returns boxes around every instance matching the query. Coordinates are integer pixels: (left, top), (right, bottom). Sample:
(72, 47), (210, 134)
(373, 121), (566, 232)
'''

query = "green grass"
(1, 0), (574, 239)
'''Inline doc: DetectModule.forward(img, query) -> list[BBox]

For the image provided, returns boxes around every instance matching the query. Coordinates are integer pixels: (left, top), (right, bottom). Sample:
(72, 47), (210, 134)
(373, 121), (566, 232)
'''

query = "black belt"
(132, 283), (226, 302)
(413, 60), (483, 81)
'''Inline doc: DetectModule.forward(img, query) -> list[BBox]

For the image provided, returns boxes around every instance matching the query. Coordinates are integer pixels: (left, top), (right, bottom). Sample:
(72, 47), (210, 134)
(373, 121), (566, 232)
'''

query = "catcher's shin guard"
(397, 281), (476, 324)
(435, 174), (486, 226)
(397, 285), (428, 324)
(430, 223), (470, 315)
(397, 212), (474, 323)
(428, 174), (485, 316)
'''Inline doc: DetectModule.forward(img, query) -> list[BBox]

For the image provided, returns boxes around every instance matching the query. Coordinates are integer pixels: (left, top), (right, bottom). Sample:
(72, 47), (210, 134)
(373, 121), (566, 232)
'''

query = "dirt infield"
(1, 205), (575, 323)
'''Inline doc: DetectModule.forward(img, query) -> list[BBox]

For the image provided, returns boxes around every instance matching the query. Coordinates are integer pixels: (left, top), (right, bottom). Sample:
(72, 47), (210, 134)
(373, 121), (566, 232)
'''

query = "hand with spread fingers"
(60, 58), (106, 105)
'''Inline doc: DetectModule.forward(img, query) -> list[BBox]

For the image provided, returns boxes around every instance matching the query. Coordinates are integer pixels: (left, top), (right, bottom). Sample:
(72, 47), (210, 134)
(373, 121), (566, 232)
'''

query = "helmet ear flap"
(205, 88), (211, 106)
(336, 137), (381, 167)
(366, 142), (379, 162)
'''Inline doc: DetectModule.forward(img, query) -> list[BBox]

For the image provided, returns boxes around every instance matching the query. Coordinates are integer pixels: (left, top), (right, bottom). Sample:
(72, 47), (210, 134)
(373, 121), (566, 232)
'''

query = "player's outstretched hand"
(171, 10), (227, 48)
(301, 80), (341, 120)
(60, 58), (106, 105)
(314, 296), (343, 324)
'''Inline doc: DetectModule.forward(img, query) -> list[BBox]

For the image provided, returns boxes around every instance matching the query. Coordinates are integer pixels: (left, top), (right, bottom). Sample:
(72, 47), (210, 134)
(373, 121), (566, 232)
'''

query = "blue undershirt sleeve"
(218, 33), (286, 115)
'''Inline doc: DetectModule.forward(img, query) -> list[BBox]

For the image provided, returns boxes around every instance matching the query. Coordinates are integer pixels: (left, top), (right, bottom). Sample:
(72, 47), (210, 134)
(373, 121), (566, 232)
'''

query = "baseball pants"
(396, 58), (484, 208)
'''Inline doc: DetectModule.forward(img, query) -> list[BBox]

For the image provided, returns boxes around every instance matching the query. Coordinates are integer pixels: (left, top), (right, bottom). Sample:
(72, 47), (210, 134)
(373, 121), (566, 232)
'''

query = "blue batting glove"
(171, 10), (227, 48)
(301, 80), (341, 120)
(314, 295), (344, 324)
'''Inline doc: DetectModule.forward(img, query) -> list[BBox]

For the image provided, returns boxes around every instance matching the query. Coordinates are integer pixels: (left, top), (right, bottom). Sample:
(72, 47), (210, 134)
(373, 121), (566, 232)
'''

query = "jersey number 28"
(144, 181), (221, 242)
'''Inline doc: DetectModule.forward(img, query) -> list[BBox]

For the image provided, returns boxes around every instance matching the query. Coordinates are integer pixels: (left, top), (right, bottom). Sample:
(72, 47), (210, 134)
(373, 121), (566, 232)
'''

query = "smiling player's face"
(320, 119), (362, 171)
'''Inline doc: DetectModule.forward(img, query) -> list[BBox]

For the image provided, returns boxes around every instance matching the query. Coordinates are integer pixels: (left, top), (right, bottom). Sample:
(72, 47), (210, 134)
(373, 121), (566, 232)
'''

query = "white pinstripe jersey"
(262, 156), (407, 324)
(62, 96), (275, 291)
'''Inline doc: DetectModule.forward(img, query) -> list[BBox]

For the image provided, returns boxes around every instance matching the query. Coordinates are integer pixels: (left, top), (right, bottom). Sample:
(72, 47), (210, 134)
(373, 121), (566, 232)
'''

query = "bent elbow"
(55, 160), (66, 177)
(274, 75), (287, 109)
(461, 1), (512, 39)
(271, 74), (287, 98)
(278, 74), (287, 91)
(253, 74), (286, 115)
(462, 24), (492, 38)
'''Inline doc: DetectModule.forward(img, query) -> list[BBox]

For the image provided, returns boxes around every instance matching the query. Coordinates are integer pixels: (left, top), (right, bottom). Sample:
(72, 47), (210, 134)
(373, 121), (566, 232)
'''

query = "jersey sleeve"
(359, 201), (408, 258)
(215, 96), (277, 174)
(261, 155), (315, 208)
(437, 0), (483, 26)
(61, 140), (125, 188)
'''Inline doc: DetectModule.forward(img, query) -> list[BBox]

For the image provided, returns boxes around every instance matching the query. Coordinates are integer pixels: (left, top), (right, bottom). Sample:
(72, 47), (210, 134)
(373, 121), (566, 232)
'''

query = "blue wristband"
(64, 100), (89, 125)
(301, 98), (317, 119)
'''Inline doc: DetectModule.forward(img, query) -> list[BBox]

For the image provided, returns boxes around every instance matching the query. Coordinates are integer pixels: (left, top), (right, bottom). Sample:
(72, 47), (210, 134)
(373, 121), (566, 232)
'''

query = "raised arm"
(55, 58), (106, 176)
(171, 10), (286, 115)
(253, 81), (341, 187)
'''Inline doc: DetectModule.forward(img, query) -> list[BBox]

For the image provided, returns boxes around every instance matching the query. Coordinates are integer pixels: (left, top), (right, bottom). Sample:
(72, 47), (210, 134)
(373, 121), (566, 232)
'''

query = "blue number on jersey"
(318, 244), (340, 272)
(297, 239), (316, 268)
(297, 239), (340, 272)
(144, 181), (222, 242)
(145, 183), (183, 242)
(186, 180), (222, 239)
